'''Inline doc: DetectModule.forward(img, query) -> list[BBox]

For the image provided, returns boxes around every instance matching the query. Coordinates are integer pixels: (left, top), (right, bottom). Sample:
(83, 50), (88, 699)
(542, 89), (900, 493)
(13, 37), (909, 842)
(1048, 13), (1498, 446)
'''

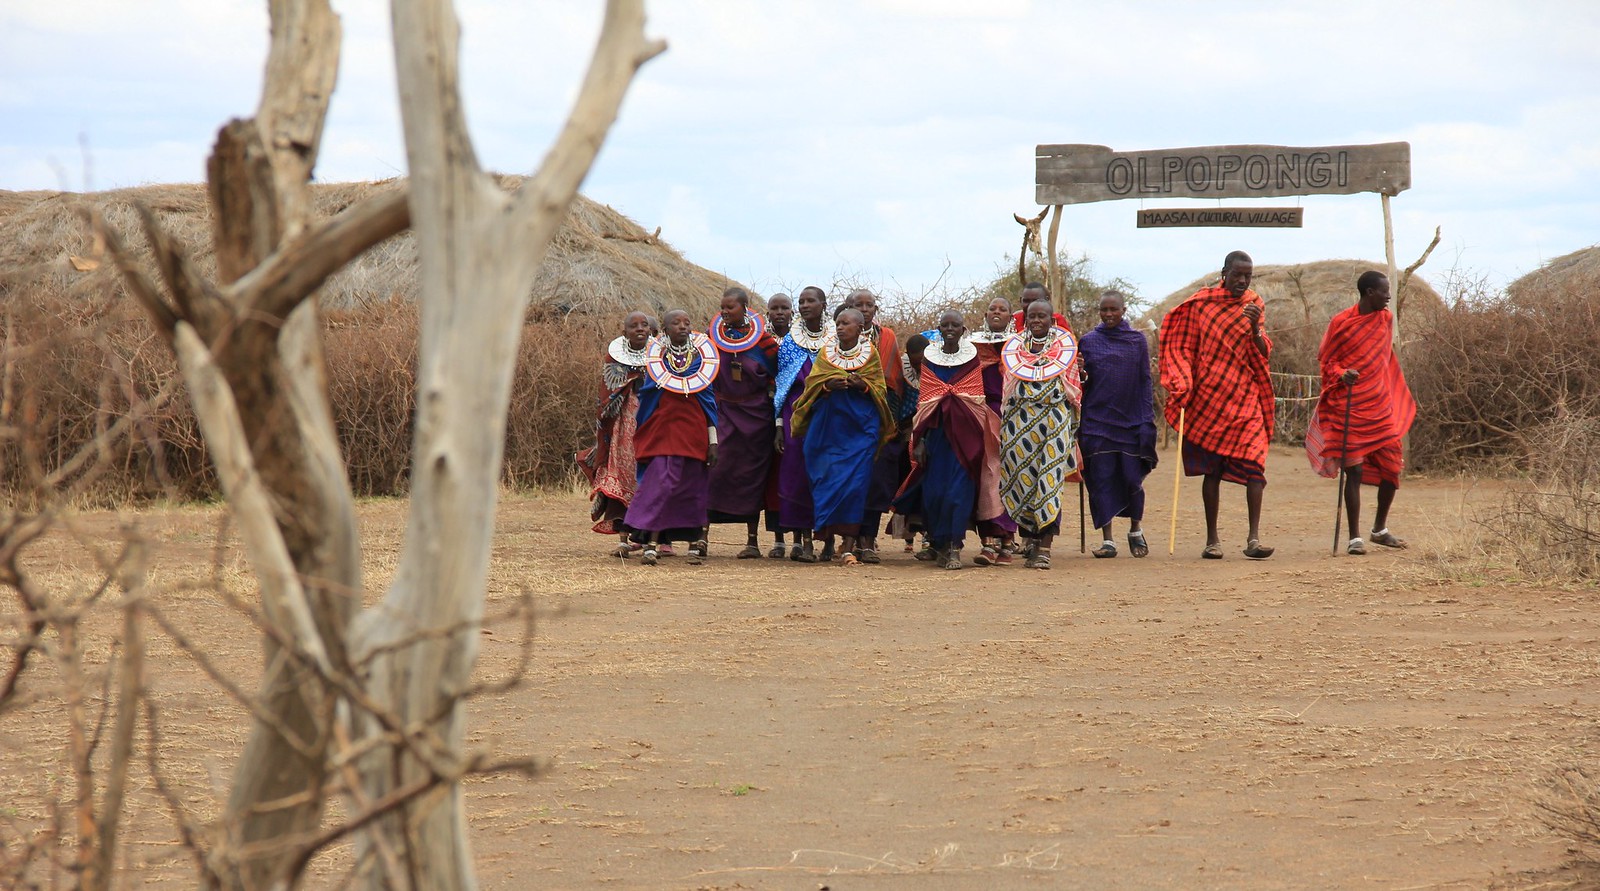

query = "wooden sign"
(1136, 207), (1304, 229)
(1037, 142), (1410, 206)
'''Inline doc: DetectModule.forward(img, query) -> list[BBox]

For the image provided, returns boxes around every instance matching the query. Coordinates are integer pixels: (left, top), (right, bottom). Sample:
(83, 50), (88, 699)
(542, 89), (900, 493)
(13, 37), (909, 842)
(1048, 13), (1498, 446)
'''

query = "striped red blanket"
(1158, 284), (1275, 465)
(1304, 305), (1416, 481)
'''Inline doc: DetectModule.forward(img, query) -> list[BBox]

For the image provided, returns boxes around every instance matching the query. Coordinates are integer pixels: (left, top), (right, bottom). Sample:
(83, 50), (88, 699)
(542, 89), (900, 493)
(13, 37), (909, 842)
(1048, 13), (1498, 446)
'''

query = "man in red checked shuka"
(1305, 270), (1417, 556)
(1159, 250), (1275, 560)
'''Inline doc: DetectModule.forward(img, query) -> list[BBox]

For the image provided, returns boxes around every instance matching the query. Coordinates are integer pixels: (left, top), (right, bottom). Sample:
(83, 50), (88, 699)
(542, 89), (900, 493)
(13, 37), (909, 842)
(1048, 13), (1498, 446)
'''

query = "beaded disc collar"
(710, 312), (767, 353)
(645, 332), (720, 394)
(1000, 326), (1077, 382)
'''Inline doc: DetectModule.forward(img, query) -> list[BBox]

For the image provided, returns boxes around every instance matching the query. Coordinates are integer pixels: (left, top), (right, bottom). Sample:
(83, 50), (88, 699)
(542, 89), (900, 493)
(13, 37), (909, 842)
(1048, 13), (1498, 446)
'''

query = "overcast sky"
(3, 1), (1596, 305)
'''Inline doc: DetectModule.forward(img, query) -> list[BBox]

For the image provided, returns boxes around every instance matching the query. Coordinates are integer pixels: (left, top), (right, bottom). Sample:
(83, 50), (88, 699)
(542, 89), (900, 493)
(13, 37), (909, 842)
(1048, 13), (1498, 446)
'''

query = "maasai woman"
(762, 294), (794, 557)
(624, 310), (720, 566)
(890, 333), (929, 553)
(705, 287), (780, 559)
(1079, 290), (1158, 558)
(971, 298), (1021, 565)
(577, 311), (652, 557)
(791, 308), (893, 567)
(999, 299), (1083, 570)
(974, 297), (1013, 341)
(848, 289), (908, 563)
(773, 286), (834, 562)
(897, 311), (1005, 570)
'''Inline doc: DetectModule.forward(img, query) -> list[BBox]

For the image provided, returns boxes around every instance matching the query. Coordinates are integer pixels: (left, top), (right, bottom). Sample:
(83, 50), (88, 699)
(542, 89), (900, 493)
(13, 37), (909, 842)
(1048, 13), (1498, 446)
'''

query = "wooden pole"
(1045, 204), (1063, 309)
(1381, 192), (1399, 345)
(1381, 191), (1411, 463)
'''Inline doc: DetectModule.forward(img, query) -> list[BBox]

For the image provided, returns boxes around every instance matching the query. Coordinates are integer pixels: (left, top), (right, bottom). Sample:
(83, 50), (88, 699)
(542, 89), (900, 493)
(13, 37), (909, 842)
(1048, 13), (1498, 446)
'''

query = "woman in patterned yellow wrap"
(999, 299), (1083, 570)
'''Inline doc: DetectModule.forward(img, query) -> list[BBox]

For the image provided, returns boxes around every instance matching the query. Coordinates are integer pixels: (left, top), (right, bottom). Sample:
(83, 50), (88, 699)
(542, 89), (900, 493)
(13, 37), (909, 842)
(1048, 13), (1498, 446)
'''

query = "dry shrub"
(1, 294), (619, 503)
(1488, 414), (1600, 582)
(1406, 259), (1600, 472)
(1535, 767), (1600, 881)
(0, 291), (208, 505)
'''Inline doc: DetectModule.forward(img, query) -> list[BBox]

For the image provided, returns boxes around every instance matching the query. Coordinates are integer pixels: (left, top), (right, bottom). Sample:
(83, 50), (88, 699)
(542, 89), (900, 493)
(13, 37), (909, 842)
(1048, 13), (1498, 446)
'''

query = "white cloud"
(3, 0), (1597, 301)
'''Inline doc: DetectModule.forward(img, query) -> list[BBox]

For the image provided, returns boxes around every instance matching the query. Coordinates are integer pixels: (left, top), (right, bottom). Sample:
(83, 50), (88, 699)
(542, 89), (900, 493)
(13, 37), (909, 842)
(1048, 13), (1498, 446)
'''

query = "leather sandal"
(1243, 539), (1274, 560)
(1128, 531), (1149, 558)
(1370, 529), (1408, 549)
(1201, 542), (1224, 559)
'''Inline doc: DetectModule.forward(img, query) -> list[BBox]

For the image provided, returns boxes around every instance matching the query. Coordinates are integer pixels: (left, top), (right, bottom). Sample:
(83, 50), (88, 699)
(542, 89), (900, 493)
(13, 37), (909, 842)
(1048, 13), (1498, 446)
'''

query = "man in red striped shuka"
(1305, 271), (1417, 555)
(1159, 250), (1275, 560)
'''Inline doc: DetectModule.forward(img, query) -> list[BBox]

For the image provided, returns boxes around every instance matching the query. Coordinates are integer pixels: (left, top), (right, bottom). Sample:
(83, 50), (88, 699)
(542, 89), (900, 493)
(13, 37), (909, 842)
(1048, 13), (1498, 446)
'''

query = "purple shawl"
(1079, 320), (1155, 443)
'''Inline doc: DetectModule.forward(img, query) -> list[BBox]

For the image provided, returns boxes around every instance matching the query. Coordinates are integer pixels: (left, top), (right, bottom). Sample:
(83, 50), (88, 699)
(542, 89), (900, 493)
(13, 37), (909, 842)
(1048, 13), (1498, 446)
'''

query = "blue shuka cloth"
(802, 388), (881, 531)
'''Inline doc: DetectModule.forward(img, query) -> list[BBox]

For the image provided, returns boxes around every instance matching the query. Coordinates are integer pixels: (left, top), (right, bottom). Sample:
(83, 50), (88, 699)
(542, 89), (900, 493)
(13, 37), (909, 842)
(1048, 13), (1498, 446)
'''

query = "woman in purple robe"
(705, 287), (780, 559)
(1078, 290), (1158, 558)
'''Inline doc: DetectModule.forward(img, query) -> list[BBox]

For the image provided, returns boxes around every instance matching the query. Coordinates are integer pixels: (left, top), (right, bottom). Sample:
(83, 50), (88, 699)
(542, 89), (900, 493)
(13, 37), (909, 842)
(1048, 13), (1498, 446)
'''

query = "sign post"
(1036, 142), (1410, 206)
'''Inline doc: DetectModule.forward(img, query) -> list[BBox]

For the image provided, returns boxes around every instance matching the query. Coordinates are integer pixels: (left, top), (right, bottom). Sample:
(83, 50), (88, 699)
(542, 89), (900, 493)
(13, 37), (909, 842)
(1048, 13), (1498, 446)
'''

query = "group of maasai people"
(578, 249), (1415, 568)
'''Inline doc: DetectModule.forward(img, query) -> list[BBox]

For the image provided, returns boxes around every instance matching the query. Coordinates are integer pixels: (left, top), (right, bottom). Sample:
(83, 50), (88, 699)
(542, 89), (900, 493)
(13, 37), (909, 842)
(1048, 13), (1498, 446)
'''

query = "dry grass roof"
(1142, 258), (1443, 335)
(1508, 244), (1600, 301)
(0, 177), (744, 319)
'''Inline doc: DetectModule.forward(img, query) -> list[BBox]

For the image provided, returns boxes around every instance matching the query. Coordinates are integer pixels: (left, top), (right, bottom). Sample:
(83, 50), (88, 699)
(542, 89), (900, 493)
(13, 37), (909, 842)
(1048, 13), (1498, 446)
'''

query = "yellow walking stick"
(1168, 407), (1184, 556)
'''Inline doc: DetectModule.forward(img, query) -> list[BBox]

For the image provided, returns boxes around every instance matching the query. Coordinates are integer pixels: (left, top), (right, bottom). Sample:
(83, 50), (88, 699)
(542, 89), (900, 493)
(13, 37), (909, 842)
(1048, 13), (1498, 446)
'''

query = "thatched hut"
(1507, 244), (1600, 301)
(0, 177), (743, 320)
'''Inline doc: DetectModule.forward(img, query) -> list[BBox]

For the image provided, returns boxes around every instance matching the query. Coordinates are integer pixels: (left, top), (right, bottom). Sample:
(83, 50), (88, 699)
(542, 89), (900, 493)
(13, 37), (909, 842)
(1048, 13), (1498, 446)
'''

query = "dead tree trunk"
(102, 1), (659, 886)
(351, 2), (664, 885)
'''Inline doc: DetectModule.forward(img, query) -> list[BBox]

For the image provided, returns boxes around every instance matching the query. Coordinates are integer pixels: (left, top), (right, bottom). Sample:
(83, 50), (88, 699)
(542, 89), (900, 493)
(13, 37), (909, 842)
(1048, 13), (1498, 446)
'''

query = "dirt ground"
(4, 443), (1599, 889)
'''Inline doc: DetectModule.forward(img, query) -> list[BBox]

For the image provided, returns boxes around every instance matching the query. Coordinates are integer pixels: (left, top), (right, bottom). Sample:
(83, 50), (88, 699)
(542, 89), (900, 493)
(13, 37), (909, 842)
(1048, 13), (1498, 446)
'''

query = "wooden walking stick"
(1331, 381), (1354, 555)
(1078, 480), (1086, 553)
(1168, 407), (1184, 555)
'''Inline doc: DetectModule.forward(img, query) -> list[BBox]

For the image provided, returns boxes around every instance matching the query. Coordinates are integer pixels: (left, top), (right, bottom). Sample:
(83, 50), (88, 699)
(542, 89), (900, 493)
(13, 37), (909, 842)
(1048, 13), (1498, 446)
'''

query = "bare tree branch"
(1396, 224), (1442, 319)
(237, 187), (411, 321)
(88, 209), (179, 339)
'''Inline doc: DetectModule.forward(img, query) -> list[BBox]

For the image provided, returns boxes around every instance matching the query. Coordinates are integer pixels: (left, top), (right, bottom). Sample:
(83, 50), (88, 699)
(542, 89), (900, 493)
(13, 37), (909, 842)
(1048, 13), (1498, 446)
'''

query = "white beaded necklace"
(822, 336), (872, 371)
(608, 336), (649, 367)
(789, 318), (834, 352)
(921, 333), (977, 367)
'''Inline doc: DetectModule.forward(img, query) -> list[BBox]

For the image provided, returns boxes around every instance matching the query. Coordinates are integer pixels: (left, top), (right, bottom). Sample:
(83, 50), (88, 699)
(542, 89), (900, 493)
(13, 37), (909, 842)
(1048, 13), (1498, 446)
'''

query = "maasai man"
(762, 294), (794, 557)
(773, 286), (835, 562)
(624, 309), (720, 566)
(999, 299), (1083, 570)
(1079, 290), (1158, 559)
(846, 288), (908, 563)
(1010, 281), (1071, 332)
(791, 308), (894, 566)
(705, 287), (780, 559)
(577, 311), (652, 557)
(1306, 271), (1417, 555)
(898, 311), (1005, 570)
(1159, 250), (1275, 560)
